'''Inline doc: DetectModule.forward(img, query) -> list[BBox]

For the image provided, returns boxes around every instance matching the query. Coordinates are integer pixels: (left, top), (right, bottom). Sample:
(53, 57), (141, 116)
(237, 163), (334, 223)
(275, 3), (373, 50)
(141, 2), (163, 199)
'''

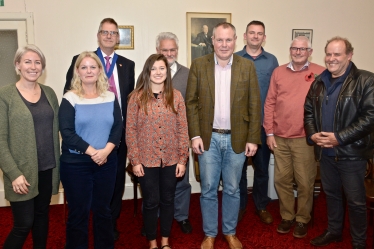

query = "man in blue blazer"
(64, 17), (135, 241)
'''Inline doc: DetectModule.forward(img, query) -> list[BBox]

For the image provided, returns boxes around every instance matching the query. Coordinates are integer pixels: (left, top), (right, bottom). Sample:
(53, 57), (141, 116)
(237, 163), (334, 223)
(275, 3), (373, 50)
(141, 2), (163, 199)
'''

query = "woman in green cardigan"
(0, 45), (60, 249)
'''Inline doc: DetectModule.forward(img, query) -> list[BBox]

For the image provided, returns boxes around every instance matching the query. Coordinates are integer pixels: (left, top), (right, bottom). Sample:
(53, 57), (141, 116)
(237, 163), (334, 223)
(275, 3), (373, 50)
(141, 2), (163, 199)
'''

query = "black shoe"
(310, 230), (342, 246)
(113, 229), (119, 241)
(141, 225), (146, 236)
(177, 219), (192, 234)
(277, 219), (294, 234)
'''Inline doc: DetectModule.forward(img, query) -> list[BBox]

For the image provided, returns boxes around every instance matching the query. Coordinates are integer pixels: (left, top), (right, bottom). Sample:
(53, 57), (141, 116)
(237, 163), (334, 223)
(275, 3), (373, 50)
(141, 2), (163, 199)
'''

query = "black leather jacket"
(304, 63), (374, 161)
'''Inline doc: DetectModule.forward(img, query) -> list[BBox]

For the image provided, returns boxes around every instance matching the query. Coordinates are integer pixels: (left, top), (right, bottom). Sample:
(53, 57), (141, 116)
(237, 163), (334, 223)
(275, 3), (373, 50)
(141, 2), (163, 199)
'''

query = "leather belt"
(212, 128), (231, 134)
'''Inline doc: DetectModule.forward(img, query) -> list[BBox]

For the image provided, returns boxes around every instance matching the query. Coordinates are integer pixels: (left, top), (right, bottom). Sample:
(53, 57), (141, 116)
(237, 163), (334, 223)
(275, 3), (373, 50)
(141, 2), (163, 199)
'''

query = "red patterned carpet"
(0, 191), (372, 248)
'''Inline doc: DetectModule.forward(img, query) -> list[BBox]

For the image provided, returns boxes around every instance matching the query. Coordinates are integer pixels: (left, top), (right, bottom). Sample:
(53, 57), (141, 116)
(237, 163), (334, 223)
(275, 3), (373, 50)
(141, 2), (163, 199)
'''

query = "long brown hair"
(130, 54), (176, 114)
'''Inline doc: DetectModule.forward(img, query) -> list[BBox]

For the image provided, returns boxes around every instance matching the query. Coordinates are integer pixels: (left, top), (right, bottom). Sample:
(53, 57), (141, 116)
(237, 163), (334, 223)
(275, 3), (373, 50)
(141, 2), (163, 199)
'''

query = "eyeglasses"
(160, 49), (178, 53)
(99, 30), (119, 36)
(290, 47), (311, 52)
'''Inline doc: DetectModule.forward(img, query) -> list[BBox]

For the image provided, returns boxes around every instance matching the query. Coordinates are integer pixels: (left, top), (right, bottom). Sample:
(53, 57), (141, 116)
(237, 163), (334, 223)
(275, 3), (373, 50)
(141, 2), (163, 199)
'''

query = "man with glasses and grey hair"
(155, 32), (192, 234)
(263, 36), (324, 238)
(64, 17), (135, 241)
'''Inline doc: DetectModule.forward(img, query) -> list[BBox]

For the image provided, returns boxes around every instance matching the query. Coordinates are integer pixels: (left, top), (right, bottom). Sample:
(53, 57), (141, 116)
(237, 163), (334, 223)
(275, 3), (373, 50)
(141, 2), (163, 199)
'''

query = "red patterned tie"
(104, 56), (118, 98)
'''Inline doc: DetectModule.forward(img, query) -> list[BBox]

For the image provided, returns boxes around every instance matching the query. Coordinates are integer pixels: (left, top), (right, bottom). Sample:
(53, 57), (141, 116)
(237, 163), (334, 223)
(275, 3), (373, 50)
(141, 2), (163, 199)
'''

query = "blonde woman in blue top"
(59, 51), (122, 249)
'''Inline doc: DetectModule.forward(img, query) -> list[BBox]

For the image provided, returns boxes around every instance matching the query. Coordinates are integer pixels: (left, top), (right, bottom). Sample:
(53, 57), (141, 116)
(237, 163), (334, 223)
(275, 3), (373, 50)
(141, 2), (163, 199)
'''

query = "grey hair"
(13, 44), (46, 75)
(290, 36), (312, 48)
(156, 32), (179, 49)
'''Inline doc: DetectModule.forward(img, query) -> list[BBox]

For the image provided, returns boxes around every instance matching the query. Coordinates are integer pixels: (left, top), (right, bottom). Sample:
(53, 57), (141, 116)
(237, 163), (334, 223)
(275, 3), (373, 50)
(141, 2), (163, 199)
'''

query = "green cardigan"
(0, 83), (60, 202)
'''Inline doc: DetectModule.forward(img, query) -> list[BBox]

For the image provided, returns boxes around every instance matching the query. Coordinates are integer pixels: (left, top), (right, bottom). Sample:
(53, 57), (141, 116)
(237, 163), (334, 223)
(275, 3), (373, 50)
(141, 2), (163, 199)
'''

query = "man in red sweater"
(263, 36), (324, 238)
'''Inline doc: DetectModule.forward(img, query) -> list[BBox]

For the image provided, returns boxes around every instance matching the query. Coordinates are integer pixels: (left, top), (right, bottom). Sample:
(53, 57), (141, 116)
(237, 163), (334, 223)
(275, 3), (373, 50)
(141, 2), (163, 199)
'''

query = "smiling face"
(212, 25), (237, 64)
(150, 60), (167, 86)
(244, 24), (266, 49)
(97, 22), (119, 52)
(157, 39), (178, 65)
(290, 38), (313, 67)
(16, 51), (43, 83)
(76, 56), (101, 86)
(325, 40), (353, 78)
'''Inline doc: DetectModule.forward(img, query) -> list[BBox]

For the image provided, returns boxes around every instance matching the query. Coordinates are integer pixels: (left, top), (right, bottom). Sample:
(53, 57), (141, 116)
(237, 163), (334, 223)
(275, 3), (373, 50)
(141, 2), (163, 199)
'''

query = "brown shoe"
(293, 222), (308, 238)
(201, 236), (215, 249)
(224, 235), (243, 249)
(238, 209), (246, 222)
(277, 219), (294, 233)
(256, 209), (273, 224)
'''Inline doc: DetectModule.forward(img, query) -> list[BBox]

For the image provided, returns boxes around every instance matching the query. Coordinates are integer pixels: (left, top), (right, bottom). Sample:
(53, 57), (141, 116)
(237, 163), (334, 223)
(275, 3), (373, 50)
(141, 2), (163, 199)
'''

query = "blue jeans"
(239, 127), (270, 210)
(320, 155), (367, 247)
(61, 155), (117, 249)
(199, 132), (245, 237)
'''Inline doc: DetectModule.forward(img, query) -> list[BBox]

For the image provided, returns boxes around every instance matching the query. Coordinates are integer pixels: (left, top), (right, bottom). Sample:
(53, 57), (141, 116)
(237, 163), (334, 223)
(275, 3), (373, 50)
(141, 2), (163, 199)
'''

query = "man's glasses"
(160, 49), (178, 53)
(99, 30), (119, 36)
(290, 47), (311, 52)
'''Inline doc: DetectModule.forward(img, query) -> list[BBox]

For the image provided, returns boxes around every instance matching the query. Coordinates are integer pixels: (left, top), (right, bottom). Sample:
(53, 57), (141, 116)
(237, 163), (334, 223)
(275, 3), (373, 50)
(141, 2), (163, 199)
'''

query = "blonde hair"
(13, 44), (46, 75)
(70, 51), (108, 97)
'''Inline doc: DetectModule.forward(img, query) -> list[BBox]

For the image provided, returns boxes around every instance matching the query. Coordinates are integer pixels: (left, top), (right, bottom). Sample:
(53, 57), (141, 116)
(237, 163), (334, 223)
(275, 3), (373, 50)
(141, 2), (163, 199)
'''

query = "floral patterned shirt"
(126, 89), (189, 167)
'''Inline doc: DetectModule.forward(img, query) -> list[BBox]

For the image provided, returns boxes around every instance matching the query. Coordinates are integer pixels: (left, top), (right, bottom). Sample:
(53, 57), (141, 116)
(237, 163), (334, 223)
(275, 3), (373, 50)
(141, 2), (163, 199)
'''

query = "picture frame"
(292, 29), (313, 45)
(187, 12), (231, 66)
(116, 25), (134, 50)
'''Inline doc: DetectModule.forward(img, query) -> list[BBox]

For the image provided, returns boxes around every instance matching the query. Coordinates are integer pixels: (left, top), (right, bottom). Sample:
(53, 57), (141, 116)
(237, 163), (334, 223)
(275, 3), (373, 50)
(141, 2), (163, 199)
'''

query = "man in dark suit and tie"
(192, 25), (213, 55)
(186, 22), (261, 249)
(64, 17), (135, 241)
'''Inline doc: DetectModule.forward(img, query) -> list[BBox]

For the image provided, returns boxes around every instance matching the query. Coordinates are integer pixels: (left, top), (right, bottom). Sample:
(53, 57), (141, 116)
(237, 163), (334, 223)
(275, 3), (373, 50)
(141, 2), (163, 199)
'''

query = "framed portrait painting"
(187, 12), (231, 66)
(116, 25), (134, 50)
(292, 29), (313, 45)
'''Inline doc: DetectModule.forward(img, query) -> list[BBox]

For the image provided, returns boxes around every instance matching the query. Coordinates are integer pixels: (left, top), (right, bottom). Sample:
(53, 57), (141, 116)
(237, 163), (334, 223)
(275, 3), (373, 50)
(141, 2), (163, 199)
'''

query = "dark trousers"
(4, 169), (53, 249)
(320, 155), (367, 247)
(61, 155), (117, 249)
(138, 164), (178, 241)
(110, 138), (127, 230)
(239, 127), (271, 210)
(174, 160), (191, 221)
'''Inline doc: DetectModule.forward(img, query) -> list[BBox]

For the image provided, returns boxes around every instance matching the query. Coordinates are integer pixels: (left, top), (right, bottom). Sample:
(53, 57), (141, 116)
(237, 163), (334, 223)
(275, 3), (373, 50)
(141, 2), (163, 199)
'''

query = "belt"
(212, 128), (231, 134)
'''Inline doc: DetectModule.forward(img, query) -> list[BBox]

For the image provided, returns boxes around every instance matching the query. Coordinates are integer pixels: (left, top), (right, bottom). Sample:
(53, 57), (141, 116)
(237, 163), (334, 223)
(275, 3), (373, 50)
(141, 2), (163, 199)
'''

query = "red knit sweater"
(264, 62), (325, 138)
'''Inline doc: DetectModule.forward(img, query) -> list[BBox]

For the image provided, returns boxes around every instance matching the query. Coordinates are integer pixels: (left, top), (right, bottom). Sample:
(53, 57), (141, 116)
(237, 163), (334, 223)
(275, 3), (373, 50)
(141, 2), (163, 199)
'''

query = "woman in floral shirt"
(126, 54), (189, 249)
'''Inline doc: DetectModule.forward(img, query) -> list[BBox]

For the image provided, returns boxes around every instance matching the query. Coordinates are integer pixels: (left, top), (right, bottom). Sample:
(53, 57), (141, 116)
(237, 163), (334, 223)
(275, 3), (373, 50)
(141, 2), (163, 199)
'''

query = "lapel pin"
(119, 64), (122, 67)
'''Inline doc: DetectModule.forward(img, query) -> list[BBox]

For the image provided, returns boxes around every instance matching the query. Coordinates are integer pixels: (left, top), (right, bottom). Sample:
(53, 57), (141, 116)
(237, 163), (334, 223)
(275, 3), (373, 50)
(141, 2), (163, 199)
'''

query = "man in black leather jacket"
(304, 37), (374, 249)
